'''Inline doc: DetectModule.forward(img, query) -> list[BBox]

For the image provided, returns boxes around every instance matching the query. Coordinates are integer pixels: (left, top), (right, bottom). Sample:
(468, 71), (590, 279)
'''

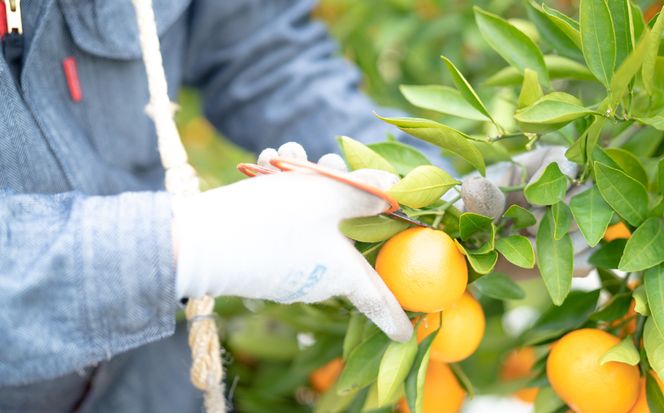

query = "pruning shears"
(237, 158), (433, 229)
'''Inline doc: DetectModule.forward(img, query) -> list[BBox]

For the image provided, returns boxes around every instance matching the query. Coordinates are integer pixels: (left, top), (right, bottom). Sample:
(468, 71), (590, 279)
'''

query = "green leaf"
(536, 208), (574, 305)
(377, 335), (418, 405)
(619, 218), (664, 272)
(368, 141), (431, 177)
(337, 332), (390, 394)
(468, 251), (499, 275)
(387, 165), (459, 209)
(551, 202), (573, 240)
(440, 57), (495, 123)
(340, 216), (409, 243)
(377, 116), (486, 175)
(604, 148), (649, 188)
(645, 317), (664, 380)
(484, 55), (593, 86)
(534, 386), (565, 413)
(449, 363), (475, 397)
(590, 292), (632, 322)
(526, 0), (582, 59)
(594, 162), (649, 227)
(459, 212), (493, 241)
(522, 290), (600, 345)
(580, 0), (617, 87)
(542, 3), (582, 47)
(399, 85), (487, 121)
(496, 235), (536, 268)
(647, 369), (664, 412)
(524, 162), (568, 206)
(633, 285), (650, 316)
(608, 27), (651, 107)
(570, 186), (614, 247)
(472, 272), (526, 300)
(515, 94), (594, 133)
(589, 239), (628, 269)
(343, 313), (366, 360)
(518, 68), (544, 109)
(503, 204), (537, 229)
(645, 264), (664, 339)
(599, 335), (640, 366)
(607, 0), (633, 68)
(474, 6), (550, 86)
(643, 7), (664, 94)
(598, 268), (624, 295)
(405, 332), (437, 413)
(338, 136), (396, 173)
(636, 115), (664, 131)
(658, 158), (664, 194)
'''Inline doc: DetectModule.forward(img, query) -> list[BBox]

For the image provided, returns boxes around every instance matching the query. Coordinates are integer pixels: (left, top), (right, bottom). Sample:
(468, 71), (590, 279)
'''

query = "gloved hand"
(451, 146), (593, 278)
(173, 143), (413, 342)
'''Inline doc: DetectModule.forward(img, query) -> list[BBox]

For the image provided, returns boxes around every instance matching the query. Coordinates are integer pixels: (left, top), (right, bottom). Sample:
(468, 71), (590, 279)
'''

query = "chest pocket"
(56, 0), (190, 178)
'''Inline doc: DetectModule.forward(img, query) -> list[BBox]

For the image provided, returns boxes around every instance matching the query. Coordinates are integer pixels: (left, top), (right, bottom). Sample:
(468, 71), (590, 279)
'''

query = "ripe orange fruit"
(399, 361), (465, 413)
(604, 222), (631, 242)
(500, 347), (539, 403)
(547, 329), (640, 413)
(309, 358), (343, 392)
(376, 227), (467, 313)
(415, 292), (485, 362)
(628, 372), (664, 413)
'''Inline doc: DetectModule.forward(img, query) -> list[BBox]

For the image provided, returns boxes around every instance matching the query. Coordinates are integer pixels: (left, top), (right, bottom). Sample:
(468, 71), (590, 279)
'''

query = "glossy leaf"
(496, 235), (536, 269)
(643, 7), (664, 94)
(599, 335), (640, 366)
(405, 332), (437, 413)
(542, 3), (582, 47)
(503, 204), (537, 229)
(645, 317), (664, 381)
(633, 285), (650, 316)
(377, 116), (486, 175)
(338, 136), (396, 173)
(518, 68), (543, 109)
(534, 386), (565, 413)
(459, 212), (493, 241)
(619, 218), (664, 272)
(607, 0), (633, 67)
(468, 251), (499, 275)
(524, 162), (568, 206)
(569, 186), (614, 247)
(580, 0), (616, 87)
(551, 202), (573, 240)
(526, 0), (582, 59)
(646, 369), (664, 412)
(337, 332), (390, 394)
(645, 264), (664, 339)
(440, 57), (495, 123)
(608, 28), (651, 107)
(515, 95), (594, 133)
(377, 335), (418, 405)
(604, 148), (649, 188)
(658, 158), (664, 194)
(485, 55), (593, 86)
(536, 208), (574, 305)
(474, 7), (550, 86)
(343, 313), (366, 360)
(368, 141), (431, 177)
(388, 165), (459, 209)
(589, 239), (627, 269)
(637, 115), (664, 131)
(399, 85), (487, 121)
(590, 292), (632, 322)
(340, 216), (409, 243)
(594, 162), (648, 227)
(472, 272), (526, 300)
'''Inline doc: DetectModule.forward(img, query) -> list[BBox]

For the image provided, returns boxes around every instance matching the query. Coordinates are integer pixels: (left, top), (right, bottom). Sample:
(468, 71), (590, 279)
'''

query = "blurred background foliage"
(175, 1), (663, 412)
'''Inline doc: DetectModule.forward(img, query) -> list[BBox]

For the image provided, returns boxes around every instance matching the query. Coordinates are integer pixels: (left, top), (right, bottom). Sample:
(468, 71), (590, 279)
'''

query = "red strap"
(0, 1), (7, 38)
(63, 56), (83, 102)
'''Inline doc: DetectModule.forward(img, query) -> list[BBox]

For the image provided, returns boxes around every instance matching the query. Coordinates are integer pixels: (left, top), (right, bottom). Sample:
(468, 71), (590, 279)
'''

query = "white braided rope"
(130, 1), (226, 411)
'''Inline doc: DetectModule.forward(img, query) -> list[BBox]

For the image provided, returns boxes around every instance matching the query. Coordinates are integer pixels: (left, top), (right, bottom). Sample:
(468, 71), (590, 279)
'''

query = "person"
(0, 1), (590, 412)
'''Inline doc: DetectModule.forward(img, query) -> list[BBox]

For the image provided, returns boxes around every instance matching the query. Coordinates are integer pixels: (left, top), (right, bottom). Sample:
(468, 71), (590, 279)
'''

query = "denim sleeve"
(183, 0), (449, 167)
(0, 191), (177, 386)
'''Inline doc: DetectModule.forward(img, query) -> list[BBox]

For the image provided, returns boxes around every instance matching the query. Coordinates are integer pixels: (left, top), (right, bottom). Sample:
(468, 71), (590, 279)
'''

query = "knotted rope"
(130, 1), (226, 411)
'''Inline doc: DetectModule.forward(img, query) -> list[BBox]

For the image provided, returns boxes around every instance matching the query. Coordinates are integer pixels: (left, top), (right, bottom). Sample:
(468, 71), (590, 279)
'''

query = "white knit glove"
(450, 146), (593, 277)
(173, 143), (413, 342)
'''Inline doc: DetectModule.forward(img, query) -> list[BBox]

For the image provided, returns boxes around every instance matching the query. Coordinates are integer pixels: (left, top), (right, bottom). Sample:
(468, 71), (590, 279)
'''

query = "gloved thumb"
(345, 252), (413, 342)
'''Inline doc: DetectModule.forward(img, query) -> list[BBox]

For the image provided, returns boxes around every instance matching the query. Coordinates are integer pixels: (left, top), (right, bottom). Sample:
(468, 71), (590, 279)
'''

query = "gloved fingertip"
(318, 153), (348, 172)
(278, 142), (307, 161)
(257, 148), (279, 170)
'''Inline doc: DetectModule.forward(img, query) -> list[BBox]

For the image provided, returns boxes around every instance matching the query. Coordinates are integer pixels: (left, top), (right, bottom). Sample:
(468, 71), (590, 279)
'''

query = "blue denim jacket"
(0, 1), (443, 411)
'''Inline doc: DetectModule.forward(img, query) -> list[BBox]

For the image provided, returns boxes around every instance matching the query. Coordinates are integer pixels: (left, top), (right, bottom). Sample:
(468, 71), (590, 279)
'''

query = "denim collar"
(58, 0), (190, 59)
